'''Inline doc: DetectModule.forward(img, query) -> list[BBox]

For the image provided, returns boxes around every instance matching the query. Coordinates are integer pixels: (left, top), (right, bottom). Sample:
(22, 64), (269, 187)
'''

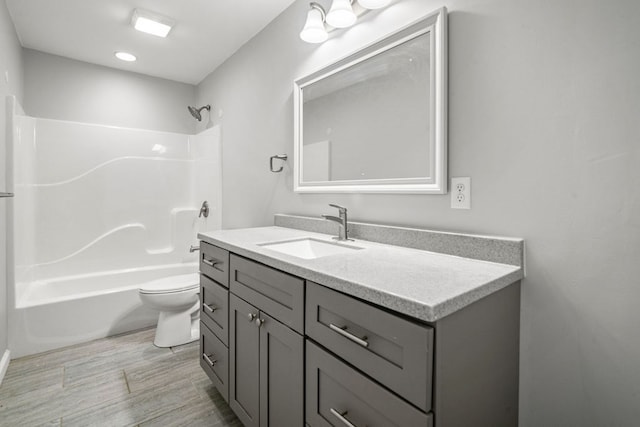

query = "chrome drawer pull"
(203, 353), (217, 367)
(330, 408), (358, 427)
(329, 323), (369, 348)
(248, 313), (257, 322)
(202, 257), (220, 268)
(202, 303), (217, 314)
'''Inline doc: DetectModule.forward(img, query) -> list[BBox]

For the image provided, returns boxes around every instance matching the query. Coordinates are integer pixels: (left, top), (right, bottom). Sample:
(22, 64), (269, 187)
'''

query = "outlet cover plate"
(451, 177), (471, 209)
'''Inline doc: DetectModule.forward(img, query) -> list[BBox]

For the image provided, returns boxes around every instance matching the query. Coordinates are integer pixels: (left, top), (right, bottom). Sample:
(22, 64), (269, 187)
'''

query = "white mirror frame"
(293, 7), (447, 194)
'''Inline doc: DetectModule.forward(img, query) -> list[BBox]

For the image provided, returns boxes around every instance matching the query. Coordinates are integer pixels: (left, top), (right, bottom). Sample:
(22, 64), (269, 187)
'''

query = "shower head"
(187, 104), (211, 121)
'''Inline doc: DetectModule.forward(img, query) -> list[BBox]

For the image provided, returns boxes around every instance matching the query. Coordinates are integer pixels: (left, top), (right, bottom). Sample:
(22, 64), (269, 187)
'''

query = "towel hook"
(270, 154), (288, 173)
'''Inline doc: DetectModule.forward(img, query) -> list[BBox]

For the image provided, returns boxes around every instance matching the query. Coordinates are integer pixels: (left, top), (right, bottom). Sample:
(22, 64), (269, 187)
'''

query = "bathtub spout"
(189, 245), (200, 253)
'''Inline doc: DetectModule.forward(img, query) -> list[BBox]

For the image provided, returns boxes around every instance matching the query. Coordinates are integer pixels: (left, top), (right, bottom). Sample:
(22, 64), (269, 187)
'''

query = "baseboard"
(0, 349), (10, 386)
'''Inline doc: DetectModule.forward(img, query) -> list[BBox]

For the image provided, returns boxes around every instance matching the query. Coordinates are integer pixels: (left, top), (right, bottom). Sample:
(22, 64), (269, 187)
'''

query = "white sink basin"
(258, 238), (363, 260)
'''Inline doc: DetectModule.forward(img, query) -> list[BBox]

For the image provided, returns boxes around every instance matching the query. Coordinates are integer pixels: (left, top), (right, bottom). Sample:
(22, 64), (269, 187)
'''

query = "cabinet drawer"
(200, 241), (230, 287)
(230, 254), (304, 334)
(306, 281), (433, 412)
(306, 340), (432, 427)
(200, 322), (229, 403)
(200, 274), (229, 345)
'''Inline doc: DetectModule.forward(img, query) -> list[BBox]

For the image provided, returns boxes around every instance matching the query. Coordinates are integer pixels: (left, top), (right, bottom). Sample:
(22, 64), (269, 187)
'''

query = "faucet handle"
(329, 203), (347, 213)
(199, 201), (209, 218)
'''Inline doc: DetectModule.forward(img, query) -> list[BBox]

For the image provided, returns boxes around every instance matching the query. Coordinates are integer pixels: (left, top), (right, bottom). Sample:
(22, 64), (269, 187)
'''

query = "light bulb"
(300, 5), (328, 43)
(326, 0), (357, 28)
(358, 0), (391, 9)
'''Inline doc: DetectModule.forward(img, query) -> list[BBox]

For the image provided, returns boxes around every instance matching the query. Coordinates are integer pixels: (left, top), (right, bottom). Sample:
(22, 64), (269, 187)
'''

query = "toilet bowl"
(138, 273), (200, 347)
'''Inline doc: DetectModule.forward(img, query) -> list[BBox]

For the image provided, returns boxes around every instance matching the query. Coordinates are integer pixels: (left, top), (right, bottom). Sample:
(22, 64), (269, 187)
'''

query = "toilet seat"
(139, 273), (199, 294)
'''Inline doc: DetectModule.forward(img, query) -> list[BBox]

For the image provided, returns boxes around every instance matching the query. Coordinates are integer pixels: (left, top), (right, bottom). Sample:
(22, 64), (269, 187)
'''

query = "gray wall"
(23, 49), (196, 134)
(196, 0), (640, 425)
(0, 0), (23, 363)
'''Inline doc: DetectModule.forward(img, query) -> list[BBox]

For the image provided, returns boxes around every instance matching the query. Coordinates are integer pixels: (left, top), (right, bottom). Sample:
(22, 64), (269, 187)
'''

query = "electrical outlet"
(451, 177), (471, 209)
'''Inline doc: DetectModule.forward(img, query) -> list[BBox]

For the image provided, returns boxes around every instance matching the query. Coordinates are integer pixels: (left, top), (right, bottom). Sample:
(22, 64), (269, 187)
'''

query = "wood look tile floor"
(0, 328), (242, 427)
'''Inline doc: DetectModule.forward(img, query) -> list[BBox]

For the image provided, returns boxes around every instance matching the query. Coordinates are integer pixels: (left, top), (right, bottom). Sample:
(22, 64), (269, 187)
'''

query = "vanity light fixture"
(300, 3), (329, 44)
(115, 51), (137, 62)
(300, 0), (392, 44)
(326, 0), (357, 28)
(131, 9), (174, 38)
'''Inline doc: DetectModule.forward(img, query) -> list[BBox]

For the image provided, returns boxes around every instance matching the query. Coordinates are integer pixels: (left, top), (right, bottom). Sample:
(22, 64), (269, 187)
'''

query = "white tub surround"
(8, 102), (223, 357)
(12, 118), (222, 281)
(199, 216), (524, 322)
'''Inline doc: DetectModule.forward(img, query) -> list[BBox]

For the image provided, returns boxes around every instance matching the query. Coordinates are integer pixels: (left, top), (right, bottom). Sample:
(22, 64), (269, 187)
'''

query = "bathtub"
(10, 263), (198, 358)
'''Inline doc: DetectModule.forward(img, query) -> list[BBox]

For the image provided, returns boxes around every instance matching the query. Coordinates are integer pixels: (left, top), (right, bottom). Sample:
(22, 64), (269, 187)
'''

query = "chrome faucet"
(322, 204), (350, 241)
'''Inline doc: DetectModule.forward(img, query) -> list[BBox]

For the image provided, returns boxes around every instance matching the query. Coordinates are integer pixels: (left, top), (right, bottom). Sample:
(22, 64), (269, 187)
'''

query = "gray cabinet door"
(200, 274), (229, 345)
(229, 294), (260, 427)
(259, 312), (304, 427)
(200, 241), (230, 287)
(200, 322), (229, 403)
(306, 282), (433, 411)
(306, 340), (432, 427)
(230, 254), (304, 333)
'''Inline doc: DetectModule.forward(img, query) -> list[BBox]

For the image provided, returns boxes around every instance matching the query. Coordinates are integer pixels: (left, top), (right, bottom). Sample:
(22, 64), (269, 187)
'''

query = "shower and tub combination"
(6, 96), (222, 357)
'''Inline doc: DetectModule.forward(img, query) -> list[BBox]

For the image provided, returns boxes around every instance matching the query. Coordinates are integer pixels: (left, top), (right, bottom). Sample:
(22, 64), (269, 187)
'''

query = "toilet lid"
(139, 273), (199, 294)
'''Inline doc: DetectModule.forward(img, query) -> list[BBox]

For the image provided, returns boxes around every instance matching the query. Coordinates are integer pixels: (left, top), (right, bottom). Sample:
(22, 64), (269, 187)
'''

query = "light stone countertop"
(198, 226), (524, 322)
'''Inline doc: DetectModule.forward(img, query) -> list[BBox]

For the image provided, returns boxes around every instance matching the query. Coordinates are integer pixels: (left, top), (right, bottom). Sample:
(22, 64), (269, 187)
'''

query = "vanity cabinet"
(199, 239), (520, 427)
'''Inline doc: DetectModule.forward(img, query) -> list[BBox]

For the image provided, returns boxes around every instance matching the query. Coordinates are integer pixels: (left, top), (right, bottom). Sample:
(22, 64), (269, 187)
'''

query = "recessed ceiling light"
(115, 51), (137, 62)
(131, 9), (174, 38)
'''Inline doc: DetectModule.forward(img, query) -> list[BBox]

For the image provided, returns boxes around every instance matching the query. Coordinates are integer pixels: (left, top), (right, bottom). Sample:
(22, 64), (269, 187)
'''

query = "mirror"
(293, 8), (447, 194)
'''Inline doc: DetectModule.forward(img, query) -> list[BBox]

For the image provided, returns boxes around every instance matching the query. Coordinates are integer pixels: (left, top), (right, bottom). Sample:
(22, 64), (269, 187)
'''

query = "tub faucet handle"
(199, 201), (209, 218)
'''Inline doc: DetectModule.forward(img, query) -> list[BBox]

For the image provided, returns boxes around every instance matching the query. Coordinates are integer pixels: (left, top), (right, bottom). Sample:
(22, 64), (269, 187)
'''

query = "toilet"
(138, 273), (200, 347)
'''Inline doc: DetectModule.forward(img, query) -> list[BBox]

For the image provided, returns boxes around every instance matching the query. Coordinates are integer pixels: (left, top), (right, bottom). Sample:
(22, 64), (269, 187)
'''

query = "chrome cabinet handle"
(330, 408), (357, 427)
(248, 313), (257, 322)
(329, 323), (369, 348)
(255, 318), (265, 327)
(203, 353), (216, 367)
(202, 303), (217, 314)
(202, 257), (219, 267)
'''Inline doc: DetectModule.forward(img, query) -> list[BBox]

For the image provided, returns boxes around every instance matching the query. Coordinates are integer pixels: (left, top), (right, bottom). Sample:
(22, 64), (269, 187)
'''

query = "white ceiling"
(6, 0), (297, 85)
